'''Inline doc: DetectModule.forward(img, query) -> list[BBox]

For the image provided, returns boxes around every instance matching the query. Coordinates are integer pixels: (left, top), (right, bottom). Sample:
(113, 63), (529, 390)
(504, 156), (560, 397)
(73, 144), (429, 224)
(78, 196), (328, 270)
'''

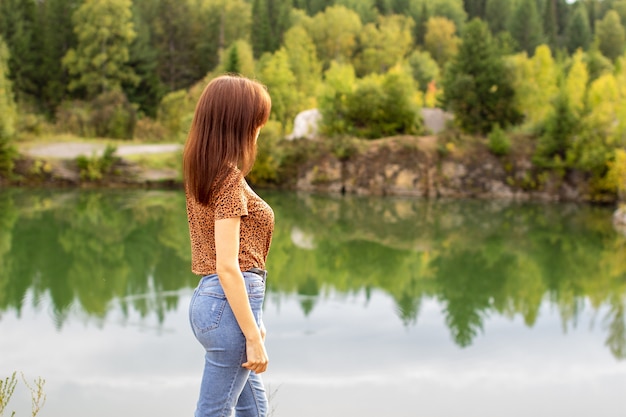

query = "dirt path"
(20, 142), (182, 159)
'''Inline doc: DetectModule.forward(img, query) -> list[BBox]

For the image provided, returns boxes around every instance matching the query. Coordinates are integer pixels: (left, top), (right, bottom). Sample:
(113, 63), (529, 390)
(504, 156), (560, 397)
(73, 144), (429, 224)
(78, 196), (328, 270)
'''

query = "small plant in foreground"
(75, 144), (120, 181)
(0, 372), (46, 417)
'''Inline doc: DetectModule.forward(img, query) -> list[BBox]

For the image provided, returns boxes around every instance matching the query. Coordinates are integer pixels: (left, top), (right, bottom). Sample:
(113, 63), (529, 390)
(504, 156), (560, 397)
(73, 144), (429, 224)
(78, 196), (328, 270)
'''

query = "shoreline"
(1, 137), (623, 207)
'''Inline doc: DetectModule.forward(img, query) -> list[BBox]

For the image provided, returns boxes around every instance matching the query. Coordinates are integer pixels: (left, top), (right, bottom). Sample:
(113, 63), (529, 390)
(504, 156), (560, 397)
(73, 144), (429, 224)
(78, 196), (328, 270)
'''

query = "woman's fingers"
(242, 358), (268, 373)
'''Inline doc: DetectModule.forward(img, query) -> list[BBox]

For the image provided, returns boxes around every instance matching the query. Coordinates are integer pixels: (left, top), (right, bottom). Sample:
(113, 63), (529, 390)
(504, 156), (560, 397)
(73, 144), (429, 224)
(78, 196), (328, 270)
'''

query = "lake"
(0, 188), (625, 417)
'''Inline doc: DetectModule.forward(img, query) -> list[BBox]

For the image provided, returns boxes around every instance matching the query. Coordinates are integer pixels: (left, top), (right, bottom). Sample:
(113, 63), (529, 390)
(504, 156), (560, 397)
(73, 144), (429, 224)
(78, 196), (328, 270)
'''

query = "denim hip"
(188, 271), (267, 417)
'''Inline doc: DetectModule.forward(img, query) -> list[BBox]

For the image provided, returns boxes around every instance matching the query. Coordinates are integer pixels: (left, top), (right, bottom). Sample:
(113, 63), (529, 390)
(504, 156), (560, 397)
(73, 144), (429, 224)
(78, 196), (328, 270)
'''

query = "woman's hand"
(215, 217), (269, 374)
(242, 336), (269, 374)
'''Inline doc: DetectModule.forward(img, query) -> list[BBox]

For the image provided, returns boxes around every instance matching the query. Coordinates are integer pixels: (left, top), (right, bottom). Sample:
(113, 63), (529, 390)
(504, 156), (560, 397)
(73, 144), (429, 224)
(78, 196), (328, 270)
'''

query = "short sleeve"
(214, 169), (248, 220)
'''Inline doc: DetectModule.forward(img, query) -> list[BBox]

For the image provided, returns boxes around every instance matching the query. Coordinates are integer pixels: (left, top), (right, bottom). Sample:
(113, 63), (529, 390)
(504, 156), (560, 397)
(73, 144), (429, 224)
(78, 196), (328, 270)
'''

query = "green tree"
(318, 61), (357, 135)
(509, 0), (544, 55)
(303, 5), (363, 68)
(584, 43), (614, 81)
(33, 0), (80, 113)
(0, 0), (38, 103)
(150, 0), (196, 91)
(251, 0), (293, 57)
(508, 44), (559, 128)
(543, 0), (559, 51)
(62, 0), (138, 98)
(320, 65), (420, 138)
(293, 0), (335, 15)
(257, 49), (300, 132)
(485, 0), (512, 34)
(409, 0), (467, 38)
(595, 10), (626, 62)
(123, 4), (163, 117)
(407, 50), (441, 92)
(214, 39), (256, 78)
(615, 0), (626, 27)
(430, 0), (468, 32)
(354, 14), (415, 76)
(423, 16), (459, 68)
(440, 18), (521, 134)
(568, 72), (621, 174)
(284, 25), (323, 107)
(534, 90), (578, 167)
(463, 0), (487, 19)
(336, 0), (378, 24)
(224, 44), (241, 74)
(566, 2), (592, 53)
(194, 0), (252, 78)
(0, 37), (17, 176)
(565, 49), (589, 116)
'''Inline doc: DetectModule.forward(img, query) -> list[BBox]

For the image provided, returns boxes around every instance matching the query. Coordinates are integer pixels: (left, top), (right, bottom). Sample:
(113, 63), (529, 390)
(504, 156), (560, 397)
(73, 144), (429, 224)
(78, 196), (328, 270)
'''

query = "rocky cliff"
(291, 135), (611, 203)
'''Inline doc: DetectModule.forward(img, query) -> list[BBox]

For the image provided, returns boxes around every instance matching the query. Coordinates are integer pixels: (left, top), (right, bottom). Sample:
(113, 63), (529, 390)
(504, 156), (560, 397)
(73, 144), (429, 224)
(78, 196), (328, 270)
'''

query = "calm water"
(0, 188), (625, 417)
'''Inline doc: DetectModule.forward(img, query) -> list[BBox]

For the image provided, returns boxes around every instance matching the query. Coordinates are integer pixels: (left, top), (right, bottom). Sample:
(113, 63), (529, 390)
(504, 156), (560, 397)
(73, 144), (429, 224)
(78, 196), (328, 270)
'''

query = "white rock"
(286, 109), (321, 140)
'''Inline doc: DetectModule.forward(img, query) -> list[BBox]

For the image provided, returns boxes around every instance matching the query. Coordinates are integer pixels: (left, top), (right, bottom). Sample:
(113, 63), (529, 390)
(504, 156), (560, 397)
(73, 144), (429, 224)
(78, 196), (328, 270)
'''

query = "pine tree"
(0, 0), (38, 102)
(414, 2), (429, 45)
(391, 0), (410, 14)
(151, 0), (196, 91)
(543, 0), (559, 51)
(35, 0), (81, 112)
(252, 0), (293, 58)
(596, 10), (626, 62)
(374, 0), (392, 15)
(485, 0), (512, 34)
(224, 45), (241, 74)
(509, 0), (544, 55)
(122, 4), (163, 117)
(463, 0), (487, 19)
(566, 2), (592, 53)
(440, 18), (521, 134)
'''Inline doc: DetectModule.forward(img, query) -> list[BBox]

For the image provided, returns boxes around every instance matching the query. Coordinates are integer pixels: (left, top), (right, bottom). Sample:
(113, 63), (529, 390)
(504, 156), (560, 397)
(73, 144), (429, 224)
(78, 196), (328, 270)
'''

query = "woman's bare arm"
(214, 217), (269, 374)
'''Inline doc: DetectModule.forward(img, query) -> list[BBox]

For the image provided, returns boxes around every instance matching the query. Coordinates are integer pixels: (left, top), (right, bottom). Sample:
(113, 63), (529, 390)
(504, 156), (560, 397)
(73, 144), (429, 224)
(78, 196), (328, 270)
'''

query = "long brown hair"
(183, 75), (271, 205)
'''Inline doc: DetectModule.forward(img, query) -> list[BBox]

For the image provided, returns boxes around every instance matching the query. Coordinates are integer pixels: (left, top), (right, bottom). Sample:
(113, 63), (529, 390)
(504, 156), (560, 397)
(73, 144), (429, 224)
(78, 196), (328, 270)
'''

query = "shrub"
(55, 100), (95, 137)
(248, 121), (283, 186)
(157, 90), (193, 142)
(0, 132), (16, 177)
(90, 90), (136, 139)
(320, 66), (422, 139)
(487, 124), (511, 156)
(133, 117), (169, 142)
(75, 145), (120, 181)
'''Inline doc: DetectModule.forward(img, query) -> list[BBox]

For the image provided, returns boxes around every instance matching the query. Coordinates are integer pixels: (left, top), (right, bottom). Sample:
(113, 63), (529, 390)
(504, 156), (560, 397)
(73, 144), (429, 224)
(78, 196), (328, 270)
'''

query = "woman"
(183, 74), (273, 417)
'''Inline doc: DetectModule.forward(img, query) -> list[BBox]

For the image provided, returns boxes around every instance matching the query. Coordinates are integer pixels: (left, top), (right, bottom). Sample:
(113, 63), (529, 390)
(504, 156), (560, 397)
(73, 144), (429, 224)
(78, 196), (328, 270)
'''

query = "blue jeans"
(189, 272), (267, 417)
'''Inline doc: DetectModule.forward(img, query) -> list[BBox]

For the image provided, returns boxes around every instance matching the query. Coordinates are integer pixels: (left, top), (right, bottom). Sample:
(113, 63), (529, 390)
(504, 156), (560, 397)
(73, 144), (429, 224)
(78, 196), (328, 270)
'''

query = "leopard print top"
(185, 168), (274, 276)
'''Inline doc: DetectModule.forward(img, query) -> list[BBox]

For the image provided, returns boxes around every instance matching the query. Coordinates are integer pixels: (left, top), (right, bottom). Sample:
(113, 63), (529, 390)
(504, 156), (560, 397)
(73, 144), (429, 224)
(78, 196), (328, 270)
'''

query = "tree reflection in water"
(0, 188), (624, 358)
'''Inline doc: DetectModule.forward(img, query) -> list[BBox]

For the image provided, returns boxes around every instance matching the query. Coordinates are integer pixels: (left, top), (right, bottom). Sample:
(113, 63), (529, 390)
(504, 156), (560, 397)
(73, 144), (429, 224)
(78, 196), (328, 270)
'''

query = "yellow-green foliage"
(257, 48), (299, 133)
(75, 145), (119, 181)
(423, 16), (459, 68)
(248, 120), (283, 186)
(62, 0), (138, 97)
(565, 49), (589, 116)
(509, 44), (559, 128)
(599, 149), (626, 197)
(0, 36), (17, 176)
(354, 14), (415, 76)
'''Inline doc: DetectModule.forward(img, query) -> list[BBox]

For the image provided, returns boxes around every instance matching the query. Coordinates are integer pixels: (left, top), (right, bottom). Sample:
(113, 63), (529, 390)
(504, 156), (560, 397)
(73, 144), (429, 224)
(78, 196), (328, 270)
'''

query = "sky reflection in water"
(0, 188), (624, 417)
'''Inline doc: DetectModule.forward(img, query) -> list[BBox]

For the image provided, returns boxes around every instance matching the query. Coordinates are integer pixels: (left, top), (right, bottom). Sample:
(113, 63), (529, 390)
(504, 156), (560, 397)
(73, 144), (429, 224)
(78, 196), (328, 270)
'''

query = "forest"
(0, 0), (625, 197)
